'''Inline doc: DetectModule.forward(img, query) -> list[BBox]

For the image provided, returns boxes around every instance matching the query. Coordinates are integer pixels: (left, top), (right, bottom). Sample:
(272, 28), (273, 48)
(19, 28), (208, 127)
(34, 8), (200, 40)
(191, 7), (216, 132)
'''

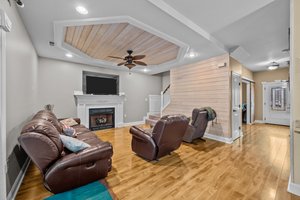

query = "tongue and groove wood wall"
(163, 54), (232, 138)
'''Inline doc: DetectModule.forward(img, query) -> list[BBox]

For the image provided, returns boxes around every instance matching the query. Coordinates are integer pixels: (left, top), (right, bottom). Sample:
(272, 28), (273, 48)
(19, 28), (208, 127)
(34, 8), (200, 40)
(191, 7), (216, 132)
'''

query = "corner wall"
(37, 57), (162, 123)
(0, 1), (39, 197)
(163, 54), (231, 138)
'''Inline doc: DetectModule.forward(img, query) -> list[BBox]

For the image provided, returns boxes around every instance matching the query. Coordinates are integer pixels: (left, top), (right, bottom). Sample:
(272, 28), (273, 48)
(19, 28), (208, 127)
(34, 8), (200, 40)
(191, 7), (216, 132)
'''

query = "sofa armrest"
(59, 118), (81, 125)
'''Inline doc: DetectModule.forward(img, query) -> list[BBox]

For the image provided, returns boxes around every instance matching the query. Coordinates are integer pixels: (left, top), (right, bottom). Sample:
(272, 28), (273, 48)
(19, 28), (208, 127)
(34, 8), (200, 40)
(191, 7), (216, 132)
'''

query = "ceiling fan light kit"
(268, 62), (279, 70)
(108, 50), (147, 70)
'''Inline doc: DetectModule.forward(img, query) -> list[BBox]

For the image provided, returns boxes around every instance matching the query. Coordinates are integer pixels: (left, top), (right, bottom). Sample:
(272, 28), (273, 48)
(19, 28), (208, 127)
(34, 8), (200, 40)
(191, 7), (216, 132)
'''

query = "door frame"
(0, 9), (11, 200)
(231, 72), (242, 141)
(242, 79), (251, 124)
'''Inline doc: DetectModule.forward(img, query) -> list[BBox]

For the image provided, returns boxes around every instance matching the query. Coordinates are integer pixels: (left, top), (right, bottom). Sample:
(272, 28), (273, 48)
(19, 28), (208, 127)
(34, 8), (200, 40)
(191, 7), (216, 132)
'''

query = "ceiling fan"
(108, 50), (147, 69)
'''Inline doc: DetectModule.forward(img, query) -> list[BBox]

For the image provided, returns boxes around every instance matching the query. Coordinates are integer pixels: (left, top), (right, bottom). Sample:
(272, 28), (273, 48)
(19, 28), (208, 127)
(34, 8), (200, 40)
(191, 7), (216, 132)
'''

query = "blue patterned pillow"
(59, 135), (90, 153)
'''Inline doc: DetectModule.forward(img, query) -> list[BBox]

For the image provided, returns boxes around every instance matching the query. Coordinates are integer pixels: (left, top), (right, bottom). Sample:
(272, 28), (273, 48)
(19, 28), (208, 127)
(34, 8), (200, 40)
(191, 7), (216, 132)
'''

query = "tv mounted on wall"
(83, 71), (119, 95)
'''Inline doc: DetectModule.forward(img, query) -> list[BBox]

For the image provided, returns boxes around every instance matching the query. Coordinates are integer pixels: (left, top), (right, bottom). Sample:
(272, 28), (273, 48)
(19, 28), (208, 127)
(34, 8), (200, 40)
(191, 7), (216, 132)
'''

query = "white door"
(232, 73), (241, 140)
(263, 82), (290, 126)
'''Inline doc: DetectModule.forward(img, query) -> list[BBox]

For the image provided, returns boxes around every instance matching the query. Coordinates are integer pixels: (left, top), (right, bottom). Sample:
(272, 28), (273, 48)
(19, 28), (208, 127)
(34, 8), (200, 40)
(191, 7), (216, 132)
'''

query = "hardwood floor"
(16, 124), (300, 200)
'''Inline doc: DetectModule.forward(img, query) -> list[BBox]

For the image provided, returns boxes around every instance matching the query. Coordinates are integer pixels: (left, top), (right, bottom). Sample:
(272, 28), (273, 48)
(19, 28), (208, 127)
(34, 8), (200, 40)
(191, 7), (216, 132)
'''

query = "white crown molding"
(53, 16), (189, 75)
(147, 0), (228, 53)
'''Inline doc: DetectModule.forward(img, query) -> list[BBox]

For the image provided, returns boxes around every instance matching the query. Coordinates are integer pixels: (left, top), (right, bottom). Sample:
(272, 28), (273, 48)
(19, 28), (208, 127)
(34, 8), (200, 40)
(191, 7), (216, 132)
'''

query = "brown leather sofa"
(182, 108), (209, 143)
(18, 110), (113, 194)
(130, 114), (189, 161)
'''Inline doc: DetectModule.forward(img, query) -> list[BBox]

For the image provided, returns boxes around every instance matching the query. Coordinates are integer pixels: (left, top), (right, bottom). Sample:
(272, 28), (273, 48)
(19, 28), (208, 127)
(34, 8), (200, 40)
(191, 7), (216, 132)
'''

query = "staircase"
(145, 113), (161, 127)
(145, 84), (171, 126)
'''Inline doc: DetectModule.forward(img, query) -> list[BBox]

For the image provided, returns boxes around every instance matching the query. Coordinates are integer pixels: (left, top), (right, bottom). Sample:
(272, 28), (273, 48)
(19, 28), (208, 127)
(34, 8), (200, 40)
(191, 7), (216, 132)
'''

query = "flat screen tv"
(84, 73), (119, 95)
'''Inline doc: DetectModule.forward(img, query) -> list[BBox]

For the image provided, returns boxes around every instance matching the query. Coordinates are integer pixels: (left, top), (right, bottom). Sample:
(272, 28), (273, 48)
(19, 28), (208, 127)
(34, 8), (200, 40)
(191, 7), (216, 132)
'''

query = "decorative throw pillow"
(62, 125), (76, 137)
(59, 135), (90, 153)
(60, 118), (78, 127)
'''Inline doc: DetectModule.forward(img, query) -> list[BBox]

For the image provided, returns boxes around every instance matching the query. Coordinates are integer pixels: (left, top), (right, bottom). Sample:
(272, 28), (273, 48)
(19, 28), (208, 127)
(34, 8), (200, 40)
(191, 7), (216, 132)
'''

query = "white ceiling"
(17, 0), (290, 74)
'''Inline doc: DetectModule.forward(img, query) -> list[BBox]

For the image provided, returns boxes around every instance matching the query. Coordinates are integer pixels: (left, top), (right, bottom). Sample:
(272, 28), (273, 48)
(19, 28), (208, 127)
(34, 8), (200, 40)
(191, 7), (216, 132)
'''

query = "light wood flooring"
(16, 124), (300, 200)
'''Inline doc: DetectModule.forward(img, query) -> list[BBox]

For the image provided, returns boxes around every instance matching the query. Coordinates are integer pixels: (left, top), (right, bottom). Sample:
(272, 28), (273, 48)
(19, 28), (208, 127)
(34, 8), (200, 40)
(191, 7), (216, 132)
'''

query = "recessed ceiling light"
(187, 51), (198, 58)
(65, 53), (73, 58)
(143, 68), (149, 72)
(76, 6), (88, 15)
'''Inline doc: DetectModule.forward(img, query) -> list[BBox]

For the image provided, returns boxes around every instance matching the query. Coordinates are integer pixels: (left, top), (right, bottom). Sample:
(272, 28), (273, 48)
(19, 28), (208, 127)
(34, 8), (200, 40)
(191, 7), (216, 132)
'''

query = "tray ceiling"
(64, 23), (180, 65)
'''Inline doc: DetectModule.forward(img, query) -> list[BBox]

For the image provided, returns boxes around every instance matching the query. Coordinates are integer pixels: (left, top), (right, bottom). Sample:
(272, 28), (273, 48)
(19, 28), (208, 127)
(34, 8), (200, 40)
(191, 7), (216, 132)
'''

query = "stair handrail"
(161, 84), (171, 116)
(162, 84), (170, 95)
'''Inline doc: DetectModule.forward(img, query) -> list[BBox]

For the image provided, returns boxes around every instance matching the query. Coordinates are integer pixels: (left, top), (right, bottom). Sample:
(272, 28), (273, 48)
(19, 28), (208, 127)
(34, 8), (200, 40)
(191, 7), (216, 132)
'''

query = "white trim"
(203, 133), (233, 144)
(53, 16), (189, 75)
(254, 120), (265, 124)
(7, 158), (30, 200)
(288, 175), (300, 196)
(147, 0), (227, 52)
(0, 9), (11, 200)
(289, 0), (295, 183)
(121, 121), (144, 127)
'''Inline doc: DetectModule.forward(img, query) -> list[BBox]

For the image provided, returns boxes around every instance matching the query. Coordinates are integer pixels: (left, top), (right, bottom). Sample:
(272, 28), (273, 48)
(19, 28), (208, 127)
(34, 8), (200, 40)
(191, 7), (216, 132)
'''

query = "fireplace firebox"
(89, 108), (115, 130)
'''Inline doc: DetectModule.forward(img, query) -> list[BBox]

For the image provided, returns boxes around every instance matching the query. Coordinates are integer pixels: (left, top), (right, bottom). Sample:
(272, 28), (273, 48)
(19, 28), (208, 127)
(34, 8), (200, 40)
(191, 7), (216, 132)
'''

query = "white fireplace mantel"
(74, 94), (125, 128)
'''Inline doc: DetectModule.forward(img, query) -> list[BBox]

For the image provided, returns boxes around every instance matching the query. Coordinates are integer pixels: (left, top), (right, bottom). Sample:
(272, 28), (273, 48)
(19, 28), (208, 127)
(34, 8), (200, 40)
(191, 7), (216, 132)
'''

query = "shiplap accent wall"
(163, 54), (231, 138)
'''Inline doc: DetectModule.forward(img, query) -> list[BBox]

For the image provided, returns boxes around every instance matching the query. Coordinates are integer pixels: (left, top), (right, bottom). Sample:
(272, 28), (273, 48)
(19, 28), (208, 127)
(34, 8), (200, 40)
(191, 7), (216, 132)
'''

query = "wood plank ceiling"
(64, 23), (180, 65)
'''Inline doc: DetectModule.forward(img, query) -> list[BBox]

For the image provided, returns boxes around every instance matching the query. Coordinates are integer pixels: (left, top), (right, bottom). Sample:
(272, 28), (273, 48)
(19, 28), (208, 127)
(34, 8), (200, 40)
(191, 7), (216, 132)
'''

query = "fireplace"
(89, 108), (115, 131)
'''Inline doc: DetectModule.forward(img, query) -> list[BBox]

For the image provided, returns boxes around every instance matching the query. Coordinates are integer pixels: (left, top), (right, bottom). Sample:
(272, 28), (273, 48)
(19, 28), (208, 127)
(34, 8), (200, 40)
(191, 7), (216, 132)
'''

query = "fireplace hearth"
(89, 108), (115, 130)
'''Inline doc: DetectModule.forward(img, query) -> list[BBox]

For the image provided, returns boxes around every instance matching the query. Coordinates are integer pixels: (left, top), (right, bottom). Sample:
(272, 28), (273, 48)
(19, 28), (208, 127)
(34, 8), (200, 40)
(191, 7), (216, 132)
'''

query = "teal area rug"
(44, 181), (113, 200)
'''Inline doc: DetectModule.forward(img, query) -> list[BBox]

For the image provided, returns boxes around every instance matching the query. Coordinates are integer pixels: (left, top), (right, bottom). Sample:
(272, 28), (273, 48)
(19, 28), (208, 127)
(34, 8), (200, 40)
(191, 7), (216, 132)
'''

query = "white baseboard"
(204, 133), (233, 144)
(254, 120), (265, 124)
(121, 121), (145, 127)
(7, 158), (30, 200)
(288, 175), (300, 196)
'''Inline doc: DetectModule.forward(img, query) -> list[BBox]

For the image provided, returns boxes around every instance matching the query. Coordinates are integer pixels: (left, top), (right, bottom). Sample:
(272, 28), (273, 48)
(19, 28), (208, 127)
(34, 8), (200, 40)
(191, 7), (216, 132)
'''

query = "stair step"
(148, 114), (161, 120)
(145, 118), (158, 127)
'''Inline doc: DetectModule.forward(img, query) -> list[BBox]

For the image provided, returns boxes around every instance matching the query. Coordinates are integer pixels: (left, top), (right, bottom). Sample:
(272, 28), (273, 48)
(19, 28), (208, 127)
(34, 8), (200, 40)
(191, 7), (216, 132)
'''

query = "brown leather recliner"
(130, 114), (189, 161)
(18, 110), (113, 194)
(182, 108), (209, 143)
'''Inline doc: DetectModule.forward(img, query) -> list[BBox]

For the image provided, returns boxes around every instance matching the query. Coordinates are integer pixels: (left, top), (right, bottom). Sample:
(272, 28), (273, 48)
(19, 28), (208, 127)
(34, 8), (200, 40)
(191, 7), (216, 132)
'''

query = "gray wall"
(37, 58), (162, 123)
(161, 71), (170, 91)
(1, 0), (39, 195)
(3, 1), (38, 161)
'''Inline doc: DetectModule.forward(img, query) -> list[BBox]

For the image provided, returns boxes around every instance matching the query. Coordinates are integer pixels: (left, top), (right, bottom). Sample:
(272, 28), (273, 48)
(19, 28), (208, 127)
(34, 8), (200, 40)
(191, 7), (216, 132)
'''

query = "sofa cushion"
(72, 125), (90, 134)
(59, 135), (90, 153)
(21, 119), (64, 153)
(33, 110), (63, 133)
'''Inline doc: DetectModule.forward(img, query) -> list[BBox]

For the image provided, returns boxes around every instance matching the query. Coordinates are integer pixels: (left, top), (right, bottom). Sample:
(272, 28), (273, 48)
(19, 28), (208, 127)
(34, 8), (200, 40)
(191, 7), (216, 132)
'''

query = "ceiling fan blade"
(117, 62), (126, 66)
(108, 56), (124, 60)
(132, 55), (146, 60)
(133, 61), (147, 66)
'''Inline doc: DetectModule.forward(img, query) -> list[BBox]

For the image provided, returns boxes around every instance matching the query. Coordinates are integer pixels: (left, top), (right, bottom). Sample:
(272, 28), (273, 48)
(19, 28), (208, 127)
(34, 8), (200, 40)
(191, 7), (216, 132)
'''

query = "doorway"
(241, 79), (254, 125)
(262, 81), (290, 126)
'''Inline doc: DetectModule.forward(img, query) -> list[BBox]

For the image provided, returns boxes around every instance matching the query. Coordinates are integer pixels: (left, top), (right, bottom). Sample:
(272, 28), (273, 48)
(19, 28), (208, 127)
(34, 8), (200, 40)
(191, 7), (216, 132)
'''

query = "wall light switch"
(145, 98), (148, 102)
(124, 114), (127, 118)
